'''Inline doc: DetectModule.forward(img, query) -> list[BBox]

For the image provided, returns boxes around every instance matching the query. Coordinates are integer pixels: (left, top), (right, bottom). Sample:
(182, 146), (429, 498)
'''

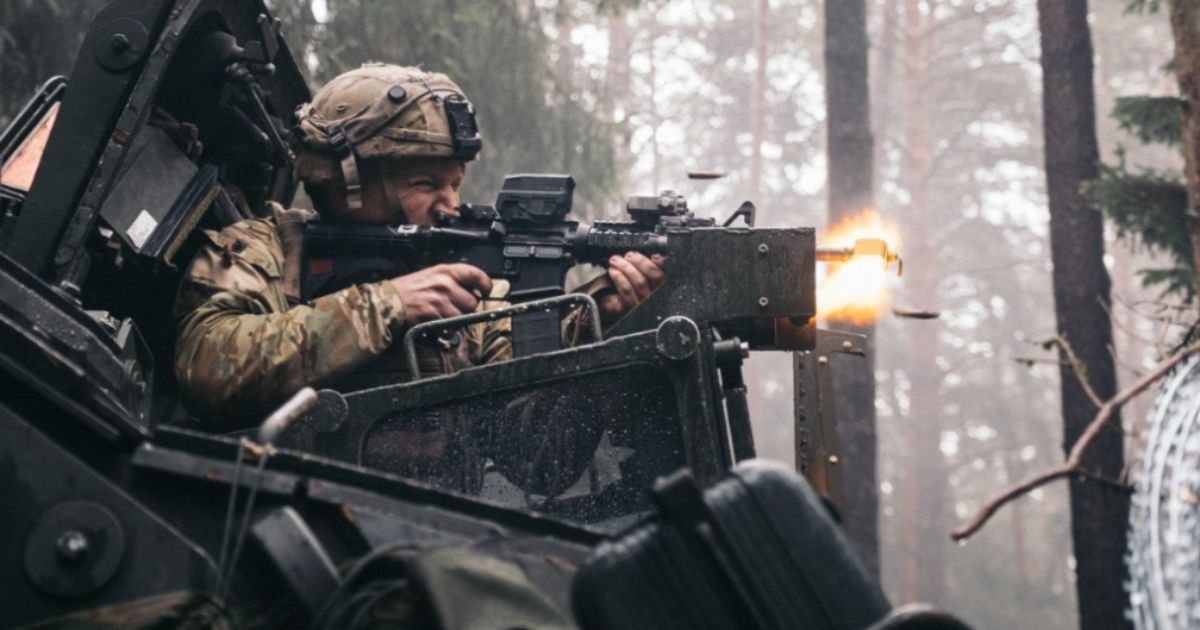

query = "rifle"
(303, 174), (686, 356)
(301, 173), (898, 358)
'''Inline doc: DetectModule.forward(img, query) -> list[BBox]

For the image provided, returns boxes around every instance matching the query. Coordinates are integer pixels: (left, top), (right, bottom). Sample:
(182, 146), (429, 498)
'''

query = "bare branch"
(951, 341), (1200, 541)
(1011, 356), (1064, 366)
(1034, 336), (1105, 409)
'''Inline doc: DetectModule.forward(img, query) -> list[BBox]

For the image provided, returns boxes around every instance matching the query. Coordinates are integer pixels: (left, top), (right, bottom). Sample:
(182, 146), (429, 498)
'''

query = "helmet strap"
(340, 151), (363, 211)
(329, 126), (363, 211)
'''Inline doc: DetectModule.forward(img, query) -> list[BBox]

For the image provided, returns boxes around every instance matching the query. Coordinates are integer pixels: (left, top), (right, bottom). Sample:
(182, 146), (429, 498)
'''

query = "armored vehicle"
(0, 1), (968, 627)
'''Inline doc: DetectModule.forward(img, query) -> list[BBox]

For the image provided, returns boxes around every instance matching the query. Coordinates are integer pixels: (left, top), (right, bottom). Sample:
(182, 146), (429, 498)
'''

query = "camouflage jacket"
(173, 217), (512, 424)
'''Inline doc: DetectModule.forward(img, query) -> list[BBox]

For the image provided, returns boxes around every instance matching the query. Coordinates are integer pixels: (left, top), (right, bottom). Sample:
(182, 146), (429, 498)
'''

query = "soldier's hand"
(602, 252), (667, 321)
(390, 264), (493, 325)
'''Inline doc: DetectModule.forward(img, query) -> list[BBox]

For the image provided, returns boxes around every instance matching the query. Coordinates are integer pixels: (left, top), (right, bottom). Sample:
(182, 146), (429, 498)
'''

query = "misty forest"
(4, 0), (1200, 628)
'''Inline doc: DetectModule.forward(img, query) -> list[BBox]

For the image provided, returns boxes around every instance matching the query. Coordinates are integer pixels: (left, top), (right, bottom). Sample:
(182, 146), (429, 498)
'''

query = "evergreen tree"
(1085, 1), (1195, 304)
(271, 0), (621, 215)
(1086, 94), (1193, 300)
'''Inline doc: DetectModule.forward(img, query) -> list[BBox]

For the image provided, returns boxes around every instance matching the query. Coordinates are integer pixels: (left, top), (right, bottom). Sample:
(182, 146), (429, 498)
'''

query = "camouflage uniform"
(173, 215), (605, 494)
(175, 64), (506, 423)
(174, 64), (604, 493)
(173, 216), (511, 423)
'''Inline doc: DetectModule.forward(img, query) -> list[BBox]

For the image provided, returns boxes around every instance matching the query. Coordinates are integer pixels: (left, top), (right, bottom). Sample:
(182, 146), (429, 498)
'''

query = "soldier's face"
(361, 159), (465, 227)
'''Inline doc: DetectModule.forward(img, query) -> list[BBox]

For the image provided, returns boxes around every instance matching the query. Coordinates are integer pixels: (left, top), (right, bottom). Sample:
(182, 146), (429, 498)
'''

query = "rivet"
(757, 243), (769, 255)
(828, 454), (840, 465)
(387, 85), (407, 103)
(842, 340), (853, 350)
(758, 296), (769, 308)
(110, 33), (130, 52)
(817, 355), (829, 365)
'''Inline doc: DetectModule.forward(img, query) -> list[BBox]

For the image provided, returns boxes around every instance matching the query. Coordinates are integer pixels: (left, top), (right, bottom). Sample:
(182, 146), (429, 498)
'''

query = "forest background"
(0, 0), (1186, 627)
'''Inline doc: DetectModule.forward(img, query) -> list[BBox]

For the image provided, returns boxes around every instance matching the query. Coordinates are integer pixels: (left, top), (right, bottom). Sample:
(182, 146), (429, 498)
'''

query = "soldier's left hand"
(602, 252), (667, 320)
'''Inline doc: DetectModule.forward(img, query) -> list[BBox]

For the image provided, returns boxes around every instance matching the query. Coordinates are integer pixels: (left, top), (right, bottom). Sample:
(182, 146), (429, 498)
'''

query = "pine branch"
(1112, 96), (1183, 147)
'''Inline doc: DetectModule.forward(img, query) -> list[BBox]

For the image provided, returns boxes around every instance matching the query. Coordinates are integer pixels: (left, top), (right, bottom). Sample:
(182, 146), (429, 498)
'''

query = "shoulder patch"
(205, 219), (285, 279)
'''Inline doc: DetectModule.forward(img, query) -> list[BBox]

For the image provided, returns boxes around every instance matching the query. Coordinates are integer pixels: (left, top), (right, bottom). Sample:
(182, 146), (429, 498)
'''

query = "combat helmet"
(293, 63), (481, 210)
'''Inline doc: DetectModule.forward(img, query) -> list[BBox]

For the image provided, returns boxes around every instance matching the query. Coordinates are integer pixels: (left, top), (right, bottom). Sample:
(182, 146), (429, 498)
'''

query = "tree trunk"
(605, 9), (630, 128)
(824, 0), (879, 578)
(1037, 1), (1129, 628)
(603, 6), (632, 219)
(870, 0), (901, 202)
(751, 0), (769, 202)
(554, 4), (576, 175)
(648, 8), (661, 194)
(897, 0), (945, 605)
(1170, 1), (1200, 298)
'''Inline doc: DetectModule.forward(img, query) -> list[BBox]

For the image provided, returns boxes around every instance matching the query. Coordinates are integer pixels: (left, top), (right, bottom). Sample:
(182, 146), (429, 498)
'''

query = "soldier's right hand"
(389, 264), (493, 325)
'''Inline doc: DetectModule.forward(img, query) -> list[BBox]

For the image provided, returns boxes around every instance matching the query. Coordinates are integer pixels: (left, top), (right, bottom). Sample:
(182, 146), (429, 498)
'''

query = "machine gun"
(303, 174), (692, 357)
(302, 173), (900, 358)
(0, 1), (982, 627)
(297, 172), (901, 515)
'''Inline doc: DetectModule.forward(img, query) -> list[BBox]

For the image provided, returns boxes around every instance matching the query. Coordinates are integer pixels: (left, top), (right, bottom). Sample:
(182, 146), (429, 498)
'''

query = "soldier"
(173, 65), (664, 490)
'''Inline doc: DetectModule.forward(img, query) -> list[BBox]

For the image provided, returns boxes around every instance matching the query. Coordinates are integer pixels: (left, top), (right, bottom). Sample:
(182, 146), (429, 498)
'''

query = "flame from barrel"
(816, 209), (901, 325)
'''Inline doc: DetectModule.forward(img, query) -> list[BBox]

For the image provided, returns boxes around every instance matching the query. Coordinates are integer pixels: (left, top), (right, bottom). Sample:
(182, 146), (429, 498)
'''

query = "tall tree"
(823, 0), (879, 577)
(300, 1), (620, 212)
(896, 0), (944, 603)
(750, 0), (769, 202)
(870, 0), (1077, 620)
(1036, 1), (1129, 628)
(869, 0), (900, 202)
(604, 4), (632, 209)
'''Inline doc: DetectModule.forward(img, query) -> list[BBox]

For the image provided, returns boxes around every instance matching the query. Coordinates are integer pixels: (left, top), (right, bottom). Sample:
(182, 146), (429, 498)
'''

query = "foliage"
(1088, 79), (1193, 301)
(865, 1), (1084, 625)
(0, 1), (623, 217)
(0, 0), (104, 128)
(1112, 96), (1182, 147)
(1084, 155), (1194, 298)
(272, 0), (620, 216)
(619, 0), (827, 226)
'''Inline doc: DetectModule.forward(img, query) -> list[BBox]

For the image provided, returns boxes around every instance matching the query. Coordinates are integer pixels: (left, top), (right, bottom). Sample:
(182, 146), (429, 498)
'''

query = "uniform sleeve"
(173, 219), (408, 422)
(563, 273), (616, 346)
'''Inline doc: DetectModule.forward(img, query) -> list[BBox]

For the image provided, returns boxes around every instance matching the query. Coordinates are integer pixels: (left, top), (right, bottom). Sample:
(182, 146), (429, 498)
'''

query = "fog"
(0, 1), (1184, 627)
